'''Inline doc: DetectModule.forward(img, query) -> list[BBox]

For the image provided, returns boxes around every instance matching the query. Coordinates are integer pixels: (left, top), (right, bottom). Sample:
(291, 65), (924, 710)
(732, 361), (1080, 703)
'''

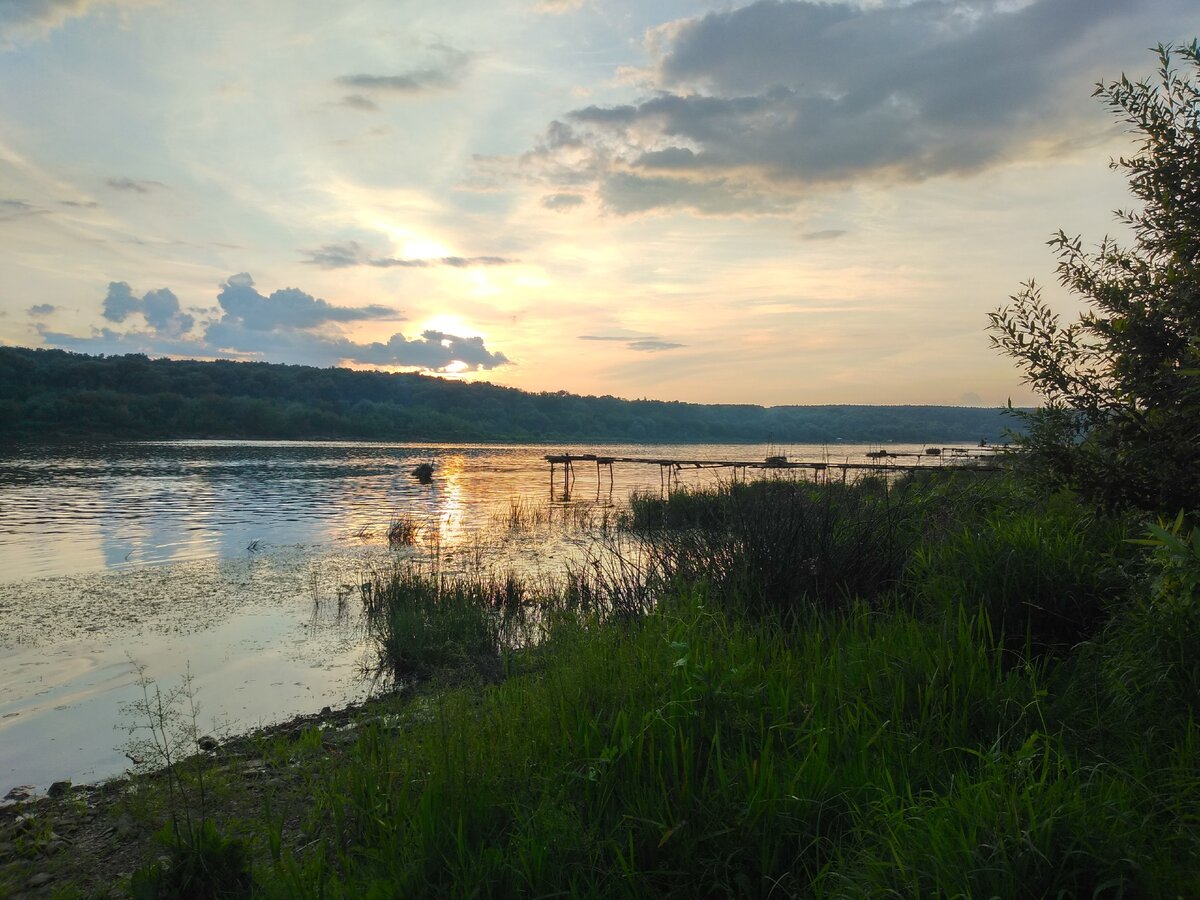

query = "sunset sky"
(0, 0), (1194, 406)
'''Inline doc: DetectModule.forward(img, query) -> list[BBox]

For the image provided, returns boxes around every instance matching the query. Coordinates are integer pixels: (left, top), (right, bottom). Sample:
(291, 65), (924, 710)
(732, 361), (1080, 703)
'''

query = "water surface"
(0, 440), (958, 794)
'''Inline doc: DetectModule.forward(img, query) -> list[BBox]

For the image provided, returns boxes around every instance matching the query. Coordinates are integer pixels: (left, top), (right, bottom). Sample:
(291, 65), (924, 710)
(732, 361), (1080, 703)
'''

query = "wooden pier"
(545, 448), (1005, 499)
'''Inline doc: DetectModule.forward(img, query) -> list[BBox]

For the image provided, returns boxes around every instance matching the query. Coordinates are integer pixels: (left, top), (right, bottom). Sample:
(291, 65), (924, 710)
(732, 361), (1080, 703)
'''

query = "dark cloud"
(59, 199), (99, 208)
(579, 334), (684, 352)
(541, 192), (585, 211)
(102, 282), (142, 323)
(200, 321), (510, 370)
(336, 94), (379, 111)
(301, 241), (516, 270)
(0, 198), (45, 221)
(504, 0), (1175, 215)
(800, 229), (846, 242)
(214, 273), (395, 331)
(627, 339), (684, 352)
(37, 325), (207, 358)
(102, 282), (194, 336)
(336, 46), (471, 95)
(106, 177), (166, 194)
(600, 171), (788, 216)
(40, 274), (510, 373)
(28, 303), (56, 316)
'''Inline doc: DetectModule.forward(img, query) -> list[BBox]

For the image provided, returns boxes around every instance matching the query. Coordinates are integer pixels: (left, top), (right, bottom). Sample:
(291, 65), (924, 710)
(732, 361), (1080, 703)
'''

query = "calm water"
(0, 440), (956, 794)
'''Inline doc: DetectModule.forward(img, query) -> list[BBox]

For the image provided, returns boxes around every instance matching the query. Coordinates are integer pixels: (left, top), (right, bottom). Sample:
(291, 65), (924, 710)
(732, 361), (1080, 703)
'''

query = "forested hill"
(0, 346), (1019, 443)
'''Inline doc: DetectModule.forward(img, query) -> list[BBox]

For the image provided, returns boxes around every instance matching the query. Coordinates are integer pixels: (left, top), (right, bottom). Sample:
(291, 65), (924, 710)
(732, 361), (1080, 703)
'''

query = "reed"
(386, 514), (420, 546)
(623, 472), (1005, 617)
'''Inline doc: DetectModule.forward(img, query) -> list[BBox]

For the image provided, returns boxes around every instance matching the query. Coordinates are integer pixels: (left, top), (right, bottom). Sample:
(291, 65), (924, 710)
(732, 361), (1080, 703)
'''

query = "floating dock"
(545, 447), (1006, 498)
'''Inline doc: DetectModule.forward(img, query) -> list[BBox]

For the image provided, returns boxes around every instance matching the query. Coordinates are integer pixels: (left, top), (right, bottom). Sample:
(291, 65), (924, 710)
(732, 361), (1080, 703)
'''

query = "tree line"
(0, 346), (1013, 444)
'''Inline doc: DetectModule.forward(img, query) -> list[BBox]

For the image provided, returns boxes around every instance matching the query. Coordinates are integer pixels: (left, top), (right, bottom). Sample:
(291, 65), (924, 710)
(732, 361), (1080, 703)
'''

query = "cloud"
(102, 281), (194, 336)
(541, 192), (585, 211)
(214, 272), (395, 331)
(800, 229), (846, 242)
(40, 274), (511, 373)
(599, 171), (787, 216)
(300, 241), (516, 270)
(336, 45), (472, 96)
(59, 199), (99, 208)
(579, 333), (684, 352)
(501, 0), (1152, 215)
(106, 176), (166, 194)
(37, 325), (204, 358)
(0, 0), (154, 40)
(28, 303), (56, 316)
(627, 339), (684, 352)
(335, 94), (379, 112)
(536, 0), (584, 12)
(0, 198), (46, 221)
(198, 321), (510, 370)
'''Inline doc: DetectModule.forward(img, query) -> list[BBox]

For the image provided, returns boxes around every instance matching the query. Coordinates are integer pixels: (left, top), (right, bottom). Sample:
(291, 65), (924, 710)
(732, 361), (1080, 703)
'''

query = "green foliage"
(989, 42), (1200, 512)
(363, 568), (534, 681)
(131, 820), (252, 900)
(122, 670), (254, 899)
(909, 494), (1134, 653)
(0, 345), (1015, 443)
(1095, 515), (1200, 724)
(255, 587), (1198, 898)
(626, 473), (1006, 617)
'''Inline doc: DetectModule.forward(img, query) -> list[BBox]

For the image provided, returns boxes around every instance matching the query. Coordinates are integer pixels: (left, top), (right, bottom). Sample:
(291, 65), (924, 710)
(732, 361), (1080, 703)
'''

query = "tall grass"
(263, 586), (1199, 897)
(125, 471), (1200, 897)
(908, 493), (1136, 653)
(362, 567), (538, 682)
(623, 472), (1007, 617)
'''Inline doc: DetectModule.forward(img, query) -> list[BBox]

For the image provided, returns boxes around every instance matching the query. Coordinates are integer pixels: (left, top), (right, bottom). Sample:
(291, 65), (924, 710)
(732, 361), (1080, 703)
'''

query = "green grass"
(120, 475), (1200, 897)
(258, 586), (1199, 896)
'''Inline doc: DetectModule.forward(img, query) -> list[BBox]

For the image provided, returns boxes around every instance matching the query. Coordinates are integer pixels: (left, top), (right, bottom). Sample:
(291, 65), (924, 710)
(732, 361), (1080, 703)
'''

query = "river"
(0, 439), (967, 795)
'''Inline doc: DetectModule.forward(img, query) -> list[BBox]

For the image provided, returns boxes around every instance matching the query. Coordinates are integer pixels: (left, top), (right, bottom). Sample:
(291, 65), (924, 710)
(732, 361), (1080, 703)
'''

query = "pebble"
(27, 871), (54, 887)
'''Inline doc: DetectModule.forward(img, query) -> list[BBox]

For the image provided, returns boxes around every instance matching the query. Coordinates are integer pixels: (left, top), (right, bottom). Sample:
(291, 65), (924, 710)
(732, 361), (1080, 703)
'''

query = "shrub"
(989, 43), (1200, 513)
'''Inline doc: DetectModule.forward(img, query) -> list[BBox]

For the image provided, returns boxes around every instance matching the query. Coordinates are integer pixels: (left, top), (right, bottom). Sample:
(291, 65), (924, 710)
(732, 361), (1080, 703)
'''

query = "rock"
(27, 871), (54, 887)
(113, 814), (136, 838)
(197, 735), (219, 752)
(43, 839), (66, 855)
(320, 706), (332, 716)
(0, 840), (15, 859)
(47, 780), (71, 799)
(3, 785), (34, 803)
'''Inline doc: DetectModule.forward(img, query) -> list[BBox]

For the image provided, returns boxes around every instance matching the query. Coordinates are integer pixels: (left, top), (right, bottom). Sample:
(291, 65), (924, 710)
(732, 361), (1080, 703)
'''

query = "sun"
(420, 313), (472, 336)
(402, 237), (453, 259)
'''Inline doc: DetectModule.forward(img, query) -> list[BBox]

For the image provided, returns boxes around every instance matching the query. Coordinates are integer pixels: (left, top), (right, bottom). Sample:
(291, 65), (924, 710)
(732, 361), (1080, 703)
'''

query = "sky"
(0, 0), (1195, 407)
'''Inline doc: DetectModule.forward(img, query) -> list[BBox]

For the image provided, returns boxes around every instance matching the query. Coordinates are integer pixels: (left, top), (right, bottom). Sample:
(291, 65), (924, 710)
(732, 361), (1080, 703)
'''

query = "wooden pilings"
(546, 450), (1003, 500)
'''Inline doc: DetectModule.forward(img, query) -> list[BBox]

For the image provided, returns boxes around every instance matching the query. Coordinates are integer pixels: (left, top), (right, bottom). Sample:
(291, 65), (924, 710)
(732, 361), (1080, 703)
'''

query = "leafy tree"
(989, 42), (1200, 513)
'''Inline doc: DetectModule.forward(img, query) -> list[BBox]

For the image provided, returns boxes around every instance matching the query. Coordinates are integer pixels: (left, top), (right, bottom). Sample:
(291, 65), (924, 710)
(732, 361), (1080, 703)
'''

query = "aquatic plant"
(386, 514), (420, 546)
